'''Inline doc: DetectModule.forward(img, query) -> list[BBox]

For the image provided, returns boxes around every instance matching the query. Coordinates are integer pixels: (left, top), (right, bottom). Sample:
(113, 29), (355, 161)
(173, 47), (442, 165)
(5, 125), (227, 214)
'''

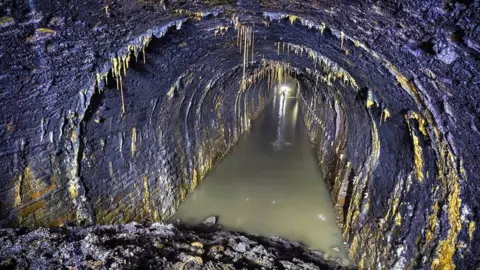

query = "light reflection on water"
(172, 89), (351, 265)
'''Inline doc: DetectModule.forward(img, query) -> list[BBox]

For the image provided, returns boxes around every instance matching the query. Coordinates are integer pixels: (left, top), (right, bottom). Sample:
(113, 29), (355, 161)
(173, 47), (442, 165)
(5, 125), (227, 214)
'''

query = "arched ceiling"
(0, 0), (478, 268)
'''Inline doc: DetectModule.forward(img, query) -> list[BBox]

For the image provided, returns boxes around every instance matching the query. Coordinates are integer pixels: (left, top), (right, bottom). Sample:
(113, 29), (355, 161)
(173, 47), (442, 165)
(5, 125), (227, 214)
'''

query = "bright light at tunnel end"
(280, 85), (292, 93)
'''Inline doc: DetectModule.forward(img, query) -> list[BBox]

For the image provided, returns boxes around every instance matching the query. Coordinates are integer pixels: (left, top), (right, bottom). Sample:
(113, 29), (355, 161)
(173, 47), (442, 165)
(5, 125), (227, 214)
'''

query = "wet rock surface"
(0, 0), (479, 268)
(0, 223), (353, 269)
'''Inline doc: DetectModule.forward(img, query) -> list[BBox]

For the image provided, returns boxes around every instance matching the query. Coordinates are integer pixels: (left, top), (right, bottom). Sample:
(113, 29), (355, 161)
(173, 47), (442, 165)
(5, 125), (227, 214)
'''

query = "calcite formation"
(0, 0), (478, 268)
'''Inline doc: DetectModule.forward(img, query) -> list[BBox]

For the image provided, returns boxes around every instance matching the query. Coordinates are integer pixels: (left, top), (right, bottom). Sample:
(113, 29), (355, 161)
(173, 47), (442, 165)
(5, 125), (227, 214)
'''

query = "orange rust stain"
(31, 191), (42, 200)
(30, 176), (57, 200)
(49, 215), (70, 227)
(19, 200), (46, 217)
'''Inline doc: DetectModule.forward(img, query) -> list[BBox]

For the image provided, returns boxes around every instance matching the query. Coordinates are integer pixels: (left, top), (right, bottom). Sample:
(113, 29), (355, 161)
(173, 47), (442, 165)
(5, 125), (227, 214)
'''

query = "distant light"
(280, 85), (291, 93)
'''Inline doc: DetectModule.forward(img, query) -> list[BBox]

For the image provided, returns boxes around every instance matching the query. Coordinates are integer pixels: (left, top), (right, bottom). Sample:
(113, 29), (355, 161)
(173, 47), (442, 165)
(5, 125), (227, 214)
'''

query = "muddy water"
(172, 89), (351, 265)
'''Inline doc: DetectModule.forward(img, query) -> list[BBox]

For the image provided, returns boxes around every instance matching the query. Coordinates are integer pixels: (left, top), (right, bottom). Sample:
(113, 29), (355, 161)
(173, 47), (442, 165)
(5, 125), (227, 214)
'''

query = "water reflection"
(172, 87), (351, 265)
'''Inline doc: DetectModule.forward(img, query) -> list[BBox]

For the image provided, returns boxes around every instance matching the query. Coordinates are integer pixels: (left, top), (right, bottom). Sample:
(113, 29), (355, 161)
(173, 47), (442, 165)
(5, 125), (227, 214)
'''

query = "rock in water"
(202, 216), (217, 226)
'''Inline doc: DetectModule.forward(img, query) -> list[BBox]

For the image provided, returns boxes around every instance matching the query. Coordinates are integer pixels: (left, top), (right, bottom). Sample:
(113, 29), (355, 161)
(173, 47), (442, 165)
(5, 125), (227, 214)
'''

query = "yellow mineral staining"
(358, 256), (365, 270)
(426, 202), (439, 243)
(192, 168), (198, 188)
(394, 212), (402, 226)
(319, 23), (326, 35)
(143, 176), (151, 217)
(382, 108), (391, 122)
(179, 186), (188, 202)
(384, 177), (404, 223)
(432, 146), (463, 269)
(193, 12), (205, 21)
(94, 72), (109, 90)
(31, 176), (57, 200)
(348, 232), (360, 258)
(406, 119), (424, 182)
(0, 16), (14, 27)
(365, 90), (378, 108)
(71, 130), (77, 142)
(36, 28), (56, 35)
(214, 25), (229, 36)
(347, 37), (426, 104)
(412, 134), (424, 182)
(15, 166), (57, 221)
(343, 174), (361, 238)
(284, 43), (358, 90)
(261, 16), (466, 268)
(366, 99), (375, 109)
(18, 200), (46, 217)
(167, 86), (175, 99)
(347, 36), (467, 265)
(68, 183), (78, 199)
(408, 112), (428, 136)
(131, 127), (137, 156)
(343, 117), (380, 250)
(14, 167), (35, 208)
(433, 225), (460, 269)
(469, 221), (475, 241)
(288, 15), (298, 25)
(191, 242), (203, 248)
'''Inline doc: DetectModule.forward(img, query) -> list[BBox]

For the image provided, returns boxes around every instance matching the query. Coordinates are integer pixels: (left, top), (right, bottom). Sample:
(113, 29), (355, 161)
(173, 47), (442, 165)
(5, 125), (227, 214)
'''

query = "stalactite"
(111, 57), (127, 116)
(279, 42), (359, 90)
(406, 118), (425, 182)
(131, 127), (137, 157)
(341, 31), (345, 50)
(235, 20), (254, 88)
(251, 23), (255, 63)
(319, 23), (326, 35)
(382, 109), (391, 122)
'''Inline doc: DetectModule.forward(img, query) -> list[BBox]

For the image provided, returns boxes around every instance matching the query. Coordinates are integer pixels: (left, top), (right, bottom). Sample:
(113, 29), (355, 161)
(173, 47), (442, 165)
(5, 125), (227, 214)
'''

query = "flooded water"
(172, 87), (351, 264)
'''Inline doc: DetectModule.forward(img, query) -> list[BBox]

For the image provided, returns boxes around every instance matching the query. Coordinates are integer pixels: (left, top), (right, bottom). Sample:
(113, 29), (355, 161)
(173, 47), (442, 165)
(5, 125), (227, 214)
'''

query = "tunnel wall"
(0, 0), (479, 269)
(291, 25), (478, 267)
(78, 33), (271, 225)
(0, 11), (272, 227)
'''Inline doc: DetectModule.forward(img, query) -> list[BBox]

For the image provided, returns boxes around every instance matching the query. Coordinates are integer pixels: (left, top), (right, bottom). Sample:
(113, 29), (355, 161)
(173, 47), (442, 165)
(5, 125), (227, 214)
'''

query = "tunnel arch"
(1, 0), (478, 268)
(82, 13), (473, 267)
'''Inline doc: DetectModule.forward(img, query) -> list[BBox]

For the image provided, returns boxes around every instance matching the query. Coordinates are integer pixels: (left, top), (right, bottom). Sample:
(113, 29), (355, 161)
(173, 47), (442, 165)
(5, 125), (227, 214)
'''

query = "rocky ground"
(0, 221), (354, 270)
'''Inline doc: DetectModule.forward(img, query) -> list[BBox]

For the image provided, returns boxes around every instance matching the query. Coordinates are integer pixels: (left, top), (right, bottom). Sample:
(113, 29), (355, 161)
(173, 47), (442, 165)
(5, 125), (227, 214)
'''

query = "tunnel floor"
(172, 89), (351, 265)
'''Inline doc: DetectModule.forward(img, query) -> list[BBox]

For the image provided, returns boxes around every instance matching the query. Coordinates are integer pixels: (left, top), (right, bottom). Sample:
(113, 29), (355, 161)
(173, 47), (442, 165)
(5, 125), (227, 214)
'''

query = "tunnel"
(0, 0), (479, 269)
